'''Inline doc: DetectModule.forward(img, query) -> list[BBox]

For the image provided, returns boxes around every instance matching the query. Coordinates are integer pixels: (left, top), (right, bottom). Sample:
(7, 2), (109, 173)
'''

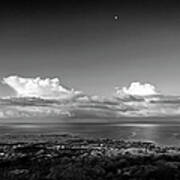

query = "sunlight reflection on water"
(1, 120), (180, 146)
(111, 123), (159, 127)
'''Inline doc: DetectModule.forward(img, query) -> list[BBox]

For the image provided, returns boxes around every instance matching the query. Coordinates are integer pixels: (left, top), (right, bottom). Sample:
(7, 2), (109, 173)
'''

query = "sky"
(1, 1), (180, 119)
(0, 1), (180, 97)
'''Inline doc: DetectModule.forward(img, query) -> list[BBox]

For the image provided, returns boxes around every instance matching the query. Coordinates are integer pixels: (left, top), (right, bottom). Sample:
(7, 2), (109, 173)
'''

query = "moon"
(114, 15), (119, 20)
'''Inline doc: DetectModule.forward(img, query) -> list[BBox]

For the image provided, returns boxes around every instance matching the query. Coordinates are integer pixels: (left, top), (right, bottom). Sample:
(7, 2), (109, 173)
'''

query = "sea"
(1, 117), (180, 146)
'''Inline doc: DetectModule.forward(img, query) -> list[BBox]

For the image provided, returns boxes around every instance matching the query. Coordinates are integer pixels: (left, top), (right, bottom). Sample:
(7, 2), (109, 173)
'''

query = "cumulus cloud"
(115, 82), (159, 97)
(3, 76), (82, 99)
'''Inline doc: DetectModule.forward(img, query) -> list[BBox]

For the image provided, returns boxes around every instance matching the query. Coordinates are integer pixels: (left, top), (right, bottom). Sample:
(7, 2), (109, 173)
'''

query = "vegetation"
(0, 134), (180, 179)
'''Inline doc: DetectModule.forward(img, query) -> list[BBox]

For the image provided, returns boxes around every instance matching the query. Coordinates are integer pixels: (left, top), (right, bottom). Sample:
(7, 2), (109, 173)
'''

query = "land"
(0, 134), (180, 179)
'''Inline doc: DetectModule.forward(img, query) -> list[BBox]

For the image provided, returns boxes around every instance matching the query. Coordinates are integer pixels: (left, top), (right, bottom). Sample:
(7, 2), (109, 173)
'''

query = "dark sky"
(0, 0), (180, 96)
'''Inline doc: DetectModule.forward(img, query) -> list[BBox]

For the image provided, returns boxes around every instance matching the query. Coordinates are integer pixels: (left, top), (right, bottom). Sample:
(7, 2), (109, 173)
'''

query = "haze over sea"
(1, 117), (180, 146)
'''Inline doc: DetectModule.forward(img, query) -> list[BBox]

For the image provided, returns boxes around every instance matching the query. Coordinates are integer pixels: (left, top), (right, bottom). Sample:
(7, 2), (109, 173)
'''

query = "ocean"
(1, 117), (180, 146)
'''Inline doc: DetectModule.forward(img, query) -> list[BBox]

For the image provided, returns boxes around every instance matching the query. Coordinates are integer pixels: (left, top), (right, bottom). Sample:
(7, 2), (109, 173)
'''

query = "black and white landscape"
(1, 1), (180, 179)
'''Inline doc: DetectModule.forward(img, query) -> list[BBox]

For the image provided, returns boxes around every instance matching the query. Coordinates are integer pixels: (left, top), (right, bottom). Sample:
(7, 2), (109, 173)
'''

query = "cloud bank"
(3, 76), (81, 100)
(1, 77), (180, 119)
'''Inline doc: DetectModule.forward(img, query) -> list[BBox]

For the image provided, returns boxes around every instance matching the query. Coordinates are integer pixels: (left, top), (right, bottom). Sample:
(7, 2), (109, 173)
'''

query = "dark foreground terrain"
(0, 134), (180, 180)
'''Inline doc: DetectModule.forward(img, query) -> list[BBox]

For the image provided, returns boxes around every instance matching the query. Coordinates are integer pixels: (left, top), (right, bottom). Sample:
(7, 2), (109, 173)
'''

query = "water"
(1, 117), (180, 146)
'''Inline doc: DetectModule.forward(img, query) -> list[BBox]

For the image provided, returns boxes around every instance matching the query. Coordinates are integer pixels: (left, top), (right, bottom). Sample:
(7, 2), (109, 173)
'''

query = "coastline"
(1, 134), (180, 179)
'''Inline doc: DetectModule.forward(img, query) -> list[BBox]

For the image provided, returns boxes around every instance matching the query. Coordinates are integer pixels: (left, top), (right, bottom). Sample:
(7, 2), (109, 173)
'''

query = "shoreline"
(1, 134), (180, 179)
(0, 133), (177, 148)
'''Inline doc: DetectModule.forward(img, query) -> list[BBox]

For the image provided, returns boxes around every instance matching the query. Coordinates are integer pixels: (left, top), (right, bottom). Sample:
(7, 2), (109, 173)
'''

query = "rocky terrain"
(0, 134), (180, 179)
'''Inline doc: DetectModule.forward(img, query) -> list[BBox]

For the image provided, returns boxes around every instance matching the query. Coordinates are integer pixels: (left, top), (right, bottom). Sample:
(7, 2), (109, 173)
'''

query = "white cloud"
(115, 82), (159, 97)
(2, 77), (180, 118)
(3, 76), (82, 99)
